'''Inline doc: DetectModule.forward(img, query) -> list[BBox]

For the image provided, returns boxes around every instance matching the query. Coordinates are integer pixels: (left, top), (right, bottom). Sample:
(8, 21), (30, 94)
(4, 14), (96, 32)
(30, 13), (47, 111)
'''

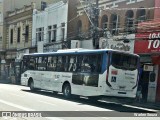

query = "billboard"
(108, 34), (135, 53)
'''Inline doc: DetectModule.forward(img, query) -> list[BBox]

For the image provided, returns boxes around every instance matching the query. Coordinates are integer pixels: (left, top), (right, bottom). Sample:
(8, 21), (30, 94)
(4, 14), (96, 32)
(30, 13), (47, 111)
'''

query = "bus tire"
(29, 79), (35, 91)
(63, 83), (71, 99)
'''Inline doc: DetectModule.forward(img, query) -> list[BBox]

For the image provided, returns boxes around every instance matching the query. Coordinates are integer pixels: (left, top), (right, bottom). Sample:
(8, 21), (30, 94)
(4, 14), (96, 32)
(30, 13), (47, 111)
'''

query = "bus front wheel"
(63, 83), (71, 99)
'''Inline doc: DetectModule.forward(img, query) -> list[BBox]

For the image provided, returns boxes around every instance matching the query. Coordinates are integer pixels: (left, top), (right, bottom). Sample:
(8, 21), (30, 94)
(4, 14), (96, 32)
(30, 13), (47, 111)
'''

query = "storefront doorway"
(156, 65), (160, 102)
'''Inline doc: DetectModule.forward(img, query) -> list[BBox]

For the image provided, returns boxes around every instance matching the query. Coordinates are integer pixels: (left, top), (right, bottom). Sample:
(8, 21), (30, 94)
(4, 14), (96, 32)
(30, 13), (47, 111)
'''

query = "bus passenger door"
(71, 73), (84, 95)
(72, 73), (99, 96)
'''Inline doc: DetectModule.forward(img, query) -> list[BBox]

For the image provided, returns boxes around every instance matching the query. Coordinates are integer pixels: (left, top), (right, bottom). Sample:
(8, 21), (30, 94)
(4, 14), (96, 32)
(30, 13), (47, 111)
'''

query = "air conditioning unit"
(71, 40), (81, 49)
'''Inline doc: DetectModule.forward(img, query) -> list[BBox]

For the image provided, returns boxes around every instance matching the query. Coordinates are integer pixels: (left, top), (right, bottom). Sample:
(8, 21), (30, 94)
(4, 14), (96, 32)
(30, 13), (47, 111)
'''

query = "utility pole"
(92, 0), (99, 49)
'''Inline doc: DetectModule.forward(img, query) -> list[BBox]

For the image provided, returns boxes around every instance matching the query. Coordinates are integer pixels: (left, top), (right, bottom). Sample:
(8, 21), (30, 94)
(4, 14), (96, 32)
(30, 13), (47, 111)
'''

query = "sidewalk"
(131, 101), (160, 110)
(102, 97), (160, 110)
(0, 77), (11, 84)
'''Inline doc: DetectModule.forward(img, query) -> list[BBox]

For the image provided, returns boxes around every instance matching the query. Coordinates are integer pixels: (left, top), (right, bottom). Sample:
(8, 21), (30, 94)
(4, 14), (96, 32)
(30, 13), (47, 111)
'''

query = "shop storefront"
(135, 31), (160, 102)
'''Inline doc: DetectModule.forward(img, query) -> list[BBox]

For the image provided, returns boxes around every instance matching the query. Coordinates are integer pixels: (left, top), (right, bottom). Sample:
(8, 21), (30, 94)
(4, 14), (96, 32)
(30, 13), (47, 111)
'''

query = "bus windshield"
(111, 52), (138, 71)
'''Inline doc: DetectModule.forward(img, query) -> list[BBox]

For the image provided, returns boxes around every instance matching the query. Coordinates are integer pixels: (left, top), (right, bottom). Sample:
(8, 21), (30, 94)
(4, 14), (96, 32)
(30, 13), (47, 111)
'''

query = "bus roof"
(24, 49), (139, 57)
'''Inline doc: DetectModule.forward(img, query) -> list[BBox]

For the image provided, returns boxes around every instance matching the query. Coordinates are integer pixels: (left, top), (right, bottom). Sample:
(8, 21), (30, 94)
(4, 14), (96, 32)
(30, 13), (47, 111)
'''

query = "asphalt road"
(0, 84), (159, 120)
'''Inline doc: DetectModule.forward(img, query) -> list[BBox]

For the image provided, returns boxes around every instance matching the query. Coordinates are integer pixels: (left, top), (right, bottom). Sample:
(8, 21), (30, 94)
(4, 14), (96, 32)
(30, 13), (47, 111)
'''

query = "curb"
(0, 79), (11, 84)
(127, 102), (160, 110)
(102, 98), (160, 110)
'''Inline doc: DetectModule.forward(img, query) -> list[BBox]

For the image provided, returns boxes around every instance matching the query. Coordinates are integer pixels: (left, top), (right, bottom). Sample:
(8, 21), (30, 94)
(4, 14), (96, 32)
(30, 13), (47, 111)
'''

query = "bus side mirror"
(149, 72), (156, 82)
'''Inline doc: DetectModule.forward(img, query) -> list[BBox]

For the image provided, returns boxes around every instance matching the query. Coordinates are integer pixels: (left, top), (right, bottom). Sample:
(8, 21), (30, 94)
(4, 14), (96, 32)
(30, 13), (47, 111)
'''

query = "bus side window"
(73, 56), (77, 72)
(29, 58), (36, 70)
(81, 55), (91, 73)
(47, 56), (56, 71)
(68, 56), (75, 72)
(22, 59), (29, 72)
(89, 55), (97, 73)
(57, 56), (64, 72)
(97, 54), (102, 73)
(53, 56), (57, 71)
(37, 57), (47, 71)
(62, 56), (69, 72)
(47, 56), (52, 71)
(77, 55), (83, 72)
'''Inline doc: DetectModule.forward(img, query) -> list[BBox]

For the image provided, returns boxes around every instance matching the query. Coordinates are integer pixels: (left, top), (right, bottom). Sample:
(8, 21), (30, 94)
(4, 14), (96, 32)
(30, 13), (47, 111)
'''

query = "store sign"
(108, 40), (134, 53)
(108, 34), (135, 53)
(43, 44), (62, 52)
(143, 65), (154, 72)
(135, 32), (160, 53)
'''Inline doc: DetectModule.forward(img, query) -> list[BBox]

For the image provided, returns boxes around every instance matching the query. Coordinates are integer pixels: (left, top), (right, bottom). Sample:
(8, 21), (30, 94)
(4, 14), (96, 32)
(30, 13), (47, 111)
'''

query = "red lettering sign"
(135, 32), (160, 53)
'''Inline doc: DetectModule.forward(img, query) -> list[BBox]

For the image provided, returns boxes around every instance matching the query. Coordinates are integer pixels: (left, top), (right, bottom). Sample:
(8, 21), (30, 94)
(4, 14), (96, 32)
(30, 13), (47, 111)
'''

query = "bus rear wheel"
(29, 80), (35, 91)
(63, 83), (71, 99)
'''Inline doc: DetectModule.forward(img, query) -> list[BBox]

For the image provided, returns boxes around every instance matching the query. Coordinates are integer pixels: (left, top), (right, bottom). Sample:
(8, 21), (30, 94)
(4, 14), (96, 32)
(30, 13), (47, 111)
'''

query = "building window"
(48, 26), (52, 43)
(61, 23), (65, 41)
(136, 8), (146, 23)
(17, 27), (21, 43)
(125, 10), (134, 33)
(101, 15), (108, 30)
(52, 25), (57, 42)
(111, 2), (118, 8)
(10, 29), (13, 44)
(110, 14), (119, 35)
(36, 27), (44, 42)
(77, 20), (82, 36)
(25, 25), (29, 42)
(127, 0), (136, 4)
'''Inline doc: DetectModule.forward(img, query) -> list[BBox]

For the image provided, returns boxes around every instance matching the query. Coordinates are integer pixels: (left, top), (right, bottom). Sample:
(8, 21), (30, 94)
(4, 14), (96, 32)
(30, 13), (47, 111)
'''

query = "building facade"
(133, 0), (160, 102)
(134, 20), (160, 102)
(5, 4), (34, 61)
(32, 0), (78, 52)
(75, 0), (155, 49)
(1, 0), (60, 82)
(5, 5), (34, 83)
(75, 0), (160, 103)
(0, 0), (57, 60)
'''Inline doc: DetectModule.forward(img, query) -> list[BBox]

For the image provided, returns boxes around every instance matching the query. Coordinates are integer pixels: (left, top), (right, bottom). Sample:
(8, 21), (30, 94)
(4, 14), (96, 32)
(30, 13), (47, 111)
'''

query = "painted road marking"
(10, 93), (24, 98)
(38, 100), (56, 106)
(0, 99), (34, 111)
(101, 117), (109, 120)
(0, 99), (63, 120)
(123, 104), (158, 112)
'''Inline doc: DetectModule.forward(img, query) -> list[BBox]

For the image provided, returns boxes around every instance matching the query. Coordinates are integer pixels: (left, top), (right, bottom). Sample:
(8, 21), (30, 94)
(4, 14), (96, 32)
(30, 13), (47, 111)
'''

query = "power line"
(78, 0), (94, 27)
(104, 6), (160, 11)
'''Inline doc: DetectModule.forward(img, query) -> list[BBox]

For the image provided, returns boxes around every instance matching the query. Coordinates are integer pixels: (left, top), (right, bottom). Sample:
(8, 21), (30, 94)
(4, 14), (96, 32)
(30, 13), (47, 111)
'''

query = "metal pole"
(93, 0), (99, 49)
(95, 0), (99, 28)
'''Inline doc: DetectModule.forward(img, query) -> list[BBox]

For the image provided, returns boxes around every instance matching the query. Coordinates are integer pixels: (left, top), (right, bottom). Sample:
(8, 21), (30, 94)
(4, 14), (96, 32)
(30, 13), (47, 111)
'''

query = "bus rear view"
(105, 51), (139, 99)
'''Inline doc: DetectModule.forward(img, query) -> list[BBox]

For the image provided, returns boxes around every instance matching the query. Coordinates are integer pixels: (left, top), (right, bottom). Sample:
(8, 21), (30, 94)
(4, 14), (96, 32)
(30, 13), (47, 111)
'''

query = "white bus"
(21, 49), (140, 100)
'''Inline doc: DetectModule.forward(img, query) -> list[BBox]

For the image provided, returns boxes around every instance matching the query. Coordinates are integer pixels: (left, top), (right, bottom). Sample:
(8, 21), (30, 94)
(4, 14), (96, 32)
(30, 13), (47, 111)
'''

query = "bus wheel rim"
(65, 86), (70, 96)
